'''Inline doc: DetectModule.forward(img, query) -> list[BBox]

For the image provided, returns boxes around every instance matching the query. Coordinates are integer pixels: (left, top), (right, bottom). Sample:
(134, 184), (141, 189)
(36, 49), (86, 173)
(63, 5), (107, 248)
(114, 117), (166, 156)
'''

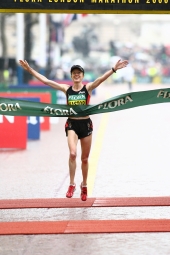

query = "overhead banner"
(0, 0), (170, 14)
(0, 88), (170, 117)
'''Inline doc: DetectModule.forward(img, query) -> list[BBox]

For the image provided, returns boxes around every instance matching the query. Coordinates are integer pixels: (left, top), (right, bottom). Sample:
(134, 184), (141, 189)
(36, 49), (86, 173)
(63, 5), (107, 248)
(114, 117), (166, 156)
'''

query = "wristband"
(112, 67), (116, 73)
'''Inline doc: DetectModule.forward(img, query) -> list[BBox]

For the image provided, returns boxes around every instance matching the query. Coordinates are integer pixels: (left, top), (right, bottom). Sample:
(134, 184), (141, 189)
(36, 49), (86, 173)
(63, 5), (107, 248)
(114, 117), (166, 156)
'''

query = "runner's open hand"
(19, 60), (32, 72)
(114, 59), (129, 71)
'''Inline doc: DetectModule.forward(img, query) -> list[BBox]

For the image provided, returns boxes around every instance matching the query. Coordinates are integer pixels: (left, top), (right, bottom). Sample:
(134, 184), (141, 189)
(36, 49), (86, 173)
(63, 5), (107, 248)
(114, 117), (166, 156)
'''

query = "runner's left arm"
(86, 59), (128, 93)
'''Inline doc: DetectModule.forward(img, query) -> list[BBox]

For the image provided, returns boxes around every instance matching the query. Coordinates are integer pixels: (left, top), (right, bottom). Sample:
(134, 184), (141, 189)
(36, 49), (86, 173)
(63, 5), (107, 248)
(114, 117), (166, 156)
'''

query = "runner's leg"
(67, 130), (78, 185)
(80, 134), (92, 186)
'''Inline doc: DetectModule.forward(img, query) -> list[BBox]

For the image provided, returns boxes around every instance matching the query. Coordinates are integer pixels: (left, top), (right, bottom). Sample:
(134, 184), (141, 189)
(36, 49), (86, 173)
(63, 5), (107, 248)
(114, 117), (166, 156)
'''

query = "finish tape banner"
(0, 88), (170, 117)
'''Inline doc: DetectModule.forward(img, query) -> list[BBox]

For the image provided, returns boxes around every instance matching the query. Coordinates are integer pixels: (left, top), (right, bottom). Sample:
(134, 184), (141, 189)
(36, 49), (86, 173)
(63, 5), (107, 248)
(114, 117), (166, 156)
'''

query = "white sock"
(81, 184), (87, 187)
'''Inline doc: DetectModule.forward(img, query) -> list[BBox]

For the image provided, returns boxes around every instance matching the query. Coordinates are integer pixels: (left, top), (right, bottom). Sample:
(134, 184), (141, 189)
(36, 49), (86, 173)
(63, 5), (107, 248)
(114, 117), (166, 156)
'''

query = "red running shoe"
(80, 184), (87, 201)
(66, 184), (76, 198)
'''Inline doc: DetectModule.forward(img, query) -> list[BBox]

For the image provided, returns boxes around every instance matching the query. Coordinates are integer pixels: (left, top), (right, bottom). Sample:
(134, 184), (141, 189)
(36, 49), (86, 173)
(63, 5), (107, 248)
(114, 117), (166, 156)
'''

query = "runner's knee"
(70, 152), (77, 161)
(81, 156), (88, 164)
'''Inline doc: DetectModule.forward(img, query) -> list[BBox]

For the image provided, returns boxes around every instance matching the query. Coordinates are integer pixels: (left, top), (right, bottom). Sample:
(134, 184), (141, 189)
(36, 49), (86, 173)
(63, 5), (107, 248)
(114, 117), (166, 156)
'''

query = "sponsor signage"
(0, 0), (169, 14)
(0, 115), (27, 149)
(0, 88), (170, 117)
(0, 92), (51, 131)
(17, 97), (40, 140)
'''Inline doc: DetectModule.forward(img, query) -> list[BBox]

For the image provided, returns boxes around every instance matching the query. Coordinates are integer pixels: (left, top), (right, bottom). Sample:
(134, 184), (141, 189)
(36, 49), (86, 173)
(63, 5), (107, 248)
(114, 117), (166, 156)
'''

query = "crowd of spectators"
(52, 42), (170, 85)
(111, 43), (170, 84)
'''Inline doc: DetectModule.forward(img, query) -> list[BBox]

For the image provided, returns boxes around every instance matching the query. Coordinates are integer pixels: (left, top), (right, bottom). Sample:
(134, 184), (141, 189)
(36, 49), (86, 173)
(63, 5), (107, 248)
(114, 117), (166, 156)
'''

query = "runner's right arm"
(19, 60), (69, 93)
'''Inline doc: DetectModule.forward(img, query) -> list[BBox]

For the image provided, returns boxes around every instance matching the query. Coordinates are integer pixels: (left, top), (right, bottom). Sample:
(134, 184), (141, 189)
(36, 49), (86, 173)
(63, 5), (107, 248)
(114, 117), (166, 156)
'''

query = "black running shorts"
(65, 118), (93, 139)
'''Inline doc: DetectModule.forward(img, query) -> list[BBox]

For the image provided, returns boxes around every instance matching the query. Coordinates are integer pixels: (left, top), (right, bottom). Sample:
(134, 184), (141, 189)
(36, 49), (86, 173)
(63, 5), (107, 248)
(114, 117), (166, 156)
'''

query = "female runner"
(19, 59), (128, 201)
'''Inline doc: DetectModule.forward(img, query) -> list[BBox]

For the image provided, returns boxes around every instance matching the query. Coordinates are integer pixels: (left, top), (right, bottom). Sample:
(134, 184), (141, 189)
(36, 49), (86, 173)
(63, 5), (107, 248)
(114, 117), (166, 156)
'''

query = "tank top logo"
(68, 94), (86, 105)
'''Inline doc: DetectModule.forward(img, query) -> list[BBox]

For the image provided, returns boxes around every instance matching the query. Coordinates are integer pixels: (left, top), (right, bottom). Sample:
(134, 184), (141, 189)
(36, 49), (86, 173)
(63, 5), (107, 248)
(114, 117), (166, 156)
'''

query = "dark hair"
(70, 65), (84, 73)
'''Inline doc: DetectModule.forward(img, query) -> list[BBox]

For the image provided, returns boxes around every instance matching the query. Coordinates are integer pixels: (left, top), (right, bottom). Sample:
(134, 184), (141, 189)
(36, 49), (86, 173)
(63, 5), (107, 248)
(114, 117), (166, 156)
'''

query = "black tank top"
(66, 85), (90, 105)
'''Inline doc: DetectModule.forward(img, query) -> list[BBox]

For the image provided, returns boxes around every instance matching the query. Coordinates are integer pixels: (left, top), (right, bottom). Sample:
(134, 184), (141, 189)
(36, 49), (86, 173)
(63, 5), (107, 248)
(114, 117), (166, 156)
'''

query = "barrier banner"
(0, 92), (51, 130)
(17, 98), (40, 140)
(0, 115), (27, 149)
(0, 88), (170, 117)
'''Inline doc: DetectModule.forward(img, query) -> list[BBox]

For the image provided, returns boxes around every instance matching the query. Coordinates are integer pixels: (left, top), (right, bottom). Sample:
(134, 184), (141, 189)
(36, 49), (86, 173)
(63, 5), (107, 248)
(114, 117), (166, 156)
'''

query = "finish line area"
(1, 196), (170, 235)
(0, 84), (170, 253)
(1, 196), (170, 209)
(1, 219), (170, 235)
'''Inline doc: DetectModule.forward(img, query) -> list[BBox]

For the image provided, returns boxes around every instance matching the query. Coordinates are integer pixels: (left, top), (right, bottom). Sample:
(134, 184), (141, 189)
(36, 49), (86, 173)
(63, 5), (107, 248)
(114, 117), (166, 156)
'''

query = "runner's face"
(71, 69), (84, 82)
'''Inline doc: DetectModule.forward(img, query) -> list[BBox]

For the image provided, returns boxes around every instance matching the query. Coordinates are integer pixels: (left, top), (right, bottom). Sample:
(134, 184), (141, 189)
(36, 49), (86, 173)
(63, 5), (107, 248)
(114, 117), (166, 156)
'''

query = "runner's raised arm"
(19, 60), (69, 93)
(86, 59), (128, 93)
